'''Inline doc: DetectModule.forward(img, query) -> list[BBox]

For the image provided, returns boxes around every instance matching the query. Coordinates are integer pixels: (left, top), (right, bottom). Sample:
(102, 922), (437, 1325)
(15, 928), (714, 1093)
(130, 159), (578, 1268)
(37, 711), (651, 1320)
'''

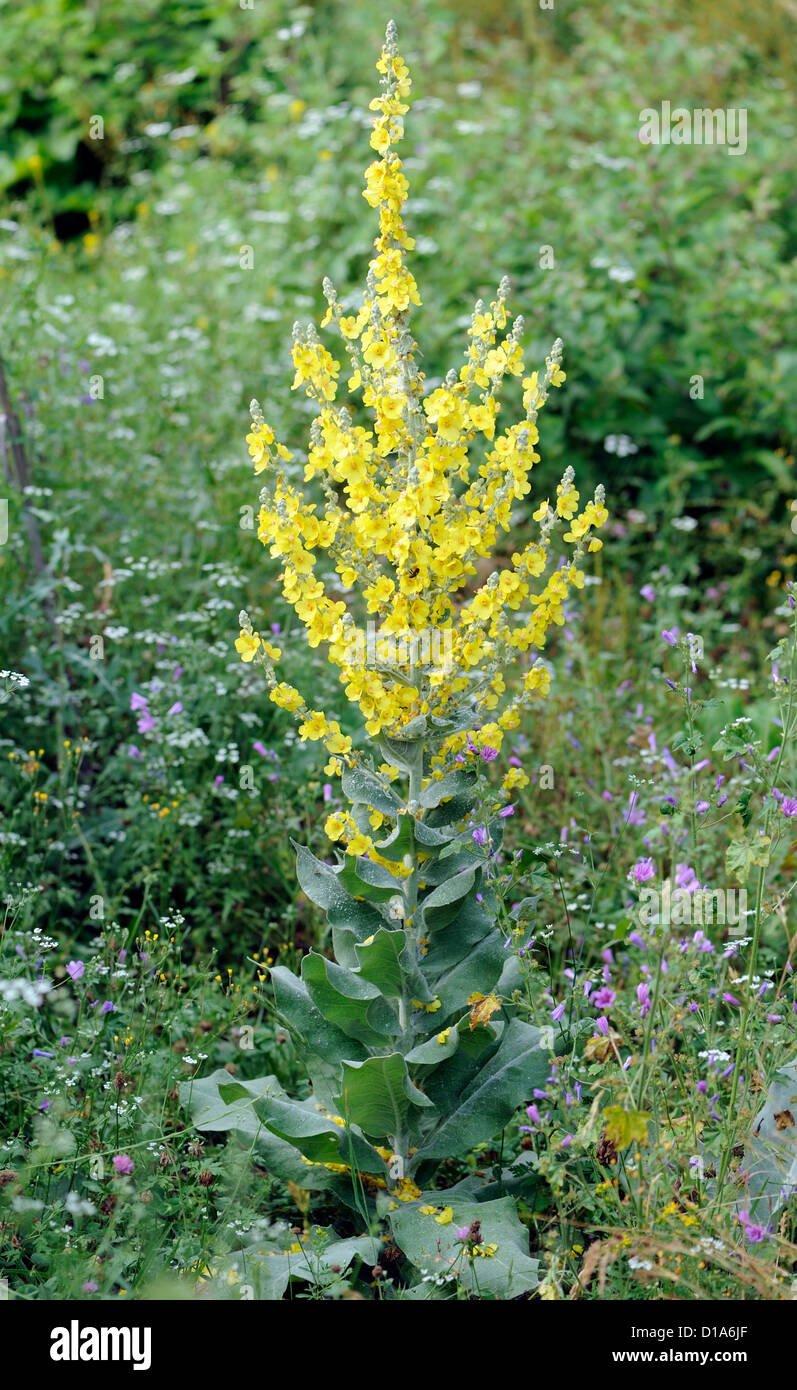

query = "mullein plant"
(215, 22), (607, 1287)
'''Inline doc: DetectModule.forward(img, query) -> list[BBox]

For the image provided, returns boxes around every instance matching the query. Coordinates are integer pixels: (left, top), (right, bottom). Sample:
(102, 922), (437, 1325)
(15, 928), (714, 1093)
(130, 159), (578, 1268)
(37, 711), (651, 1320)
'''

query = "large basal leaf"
(261, 1094), (385, 1174)
(180, 1070), (286, 1139)
(180, 1071), (326, 1186)
(742, 1057), (797, 1220)
(415, 1018), (550, 1160)
(390, 1195), (539, 1298)
(336, 1053), (433, 1139)
(213, 1229), (382, 1301)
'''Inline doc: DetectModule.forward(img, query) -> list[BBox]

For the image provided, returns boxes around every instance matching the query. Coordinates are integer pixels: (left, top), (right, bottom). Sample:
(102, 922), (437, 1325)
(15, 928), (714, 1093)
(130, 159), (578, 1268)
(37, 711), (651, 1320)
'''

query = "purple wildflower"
(592, 987), (616, 1010)
(629, 857), (655, 885)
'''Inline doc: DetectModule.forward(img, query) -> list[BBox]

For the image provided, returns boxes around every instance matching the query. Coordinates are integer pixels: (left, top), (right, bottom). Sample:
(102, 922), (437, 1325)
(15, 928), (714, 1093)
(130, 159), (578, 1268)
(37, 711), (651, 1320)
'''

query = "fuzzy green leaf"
(416, 1018), (550, 1160)
(302, 951), (400, 1045)
(336, 1054), (433, 1139)
(342, 765), (403, 815)
(354, 928), (406, 997)
(390, 1195), (539, 1298)
(418, 866), (477, 928)
(420, 769), (476, 809)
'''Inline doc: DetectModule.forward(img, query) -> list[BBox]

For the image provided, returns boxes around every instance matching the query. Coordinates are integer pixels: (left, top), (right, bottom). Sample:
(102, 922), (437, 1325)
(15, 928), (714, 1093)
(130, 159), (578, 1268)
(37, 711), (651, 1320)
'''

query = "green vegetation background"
(1, 0), (795, 944)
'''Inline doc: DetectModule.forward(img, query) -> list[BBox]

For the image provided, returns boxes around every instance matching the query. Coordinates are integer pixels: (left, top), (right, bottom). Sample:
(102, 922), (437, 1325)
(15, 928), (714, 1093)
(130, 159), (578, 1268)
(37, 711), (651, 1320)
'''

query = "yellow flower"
(346, 832), (374, 856)
(270, 683), (303, 712)
(325, 812), (347, 841)
(299, 711), (329, 741)
(235, 630), (261, 662)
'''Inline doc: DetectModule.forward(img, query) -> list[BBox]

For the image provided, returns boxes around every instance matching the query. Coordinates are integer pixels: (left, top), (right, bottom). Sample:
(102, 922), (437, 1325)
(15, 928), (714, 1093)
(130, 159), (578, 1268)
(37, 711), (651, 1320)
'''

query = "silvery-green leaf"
(416, 1019), (550, 1160)
(390, 1195), (539, 1298)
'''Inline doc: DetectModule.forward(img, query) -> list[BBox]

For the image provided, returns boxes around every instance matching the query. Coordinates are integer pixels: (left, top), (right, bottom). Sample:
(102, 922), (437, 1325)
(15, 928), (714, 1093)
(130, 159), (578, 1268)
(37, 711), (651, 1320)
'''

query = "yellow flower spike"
(237, 19), (606, 787)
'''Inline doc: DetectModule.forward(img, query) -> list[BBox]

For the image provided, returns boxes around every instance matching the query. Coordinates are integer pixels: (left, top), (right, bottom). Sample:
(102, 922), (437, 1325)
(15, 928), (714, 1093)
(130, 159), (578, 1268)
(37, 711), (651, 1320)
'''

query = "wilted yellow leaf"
(468, 992), (502, 1030)
(602, 1105), (651, 1149)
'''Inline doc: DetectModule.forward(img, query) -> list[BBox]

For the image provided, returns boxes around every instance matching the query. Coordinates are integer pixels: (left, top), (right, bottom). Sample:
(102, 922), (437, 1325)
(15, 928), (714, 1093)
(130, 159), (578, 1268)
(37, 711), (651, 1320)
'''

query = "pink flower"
(593, 987), (616, 1010)
(112, 1154), (135, 1175)
(629, 857), (655, 884)
(738, 1210), (769, 1243)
